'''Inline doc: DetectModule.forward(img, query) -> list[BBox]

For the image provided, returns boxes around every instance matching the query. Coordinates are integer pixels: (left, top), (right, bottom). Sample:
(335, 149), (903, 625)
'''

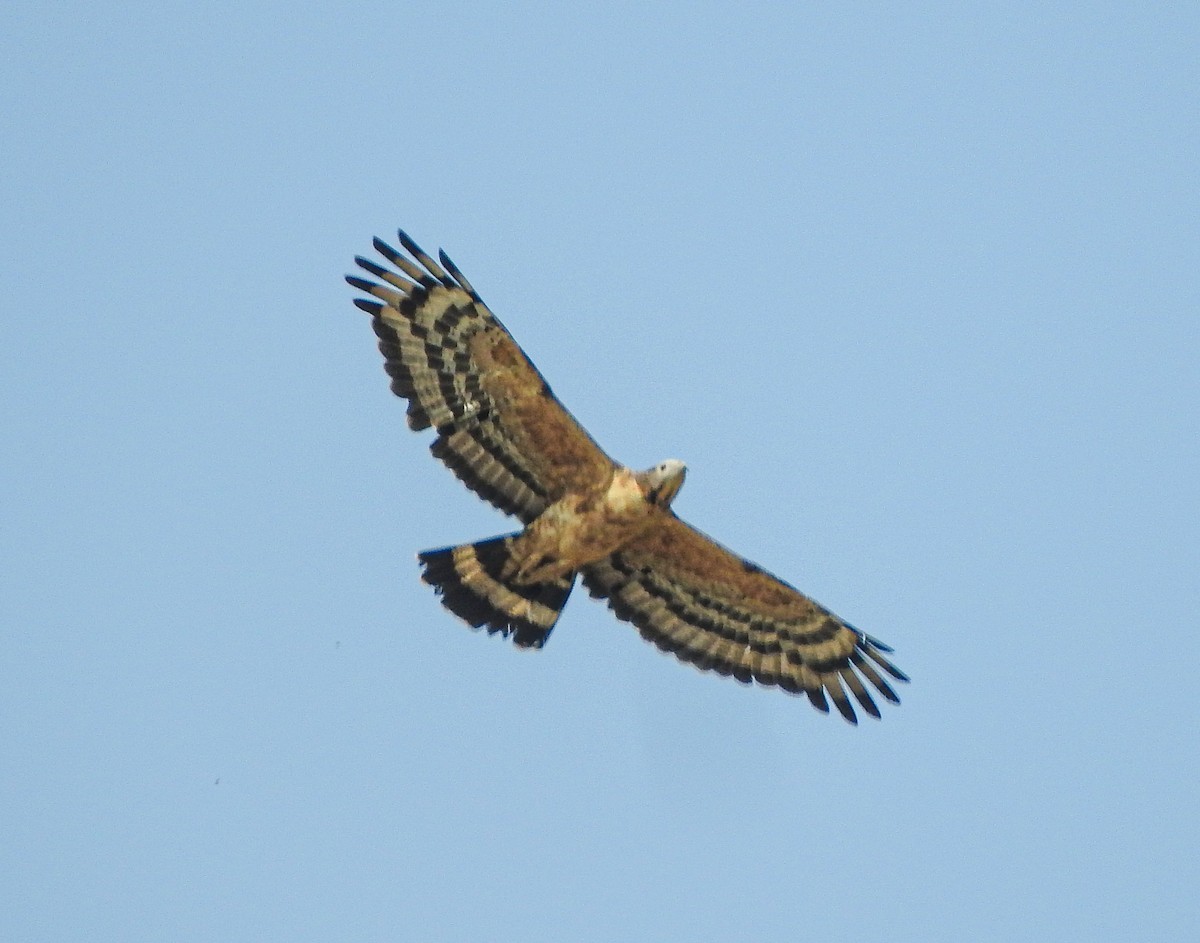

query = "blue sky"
(2, 2), (1197, 941)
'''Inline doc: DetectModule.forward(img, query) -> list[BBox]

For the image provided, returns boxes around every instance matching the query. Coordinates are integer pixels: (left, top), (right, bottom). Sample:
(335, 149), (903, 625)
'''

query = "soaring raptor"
(347, 230), (907, 722)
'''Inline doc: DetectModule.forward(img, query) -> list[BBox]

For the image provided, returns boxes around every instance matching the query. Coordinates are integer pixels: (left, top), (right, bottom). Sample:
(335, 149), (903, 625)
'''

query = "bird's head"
(639, 459), (687, 508)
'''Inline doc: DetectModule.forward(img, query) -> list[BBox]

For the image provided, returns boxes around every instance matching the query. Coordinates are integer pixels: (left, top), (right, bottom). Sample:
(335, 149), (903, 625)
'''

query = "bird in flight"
(347, 230), (907, 722)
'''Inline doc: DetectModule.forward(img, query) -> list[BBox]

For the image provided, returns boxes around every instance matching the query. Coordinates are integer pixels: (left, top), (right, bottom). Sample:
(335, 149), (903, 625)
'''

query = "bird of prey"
(347, 230), (907, 722)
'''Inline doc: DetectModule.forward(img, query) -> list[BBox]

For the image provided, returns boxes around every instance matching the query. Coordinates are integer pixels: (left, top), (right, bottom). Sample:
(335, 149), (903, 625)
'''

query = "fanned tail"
(417, 535), (574, 649)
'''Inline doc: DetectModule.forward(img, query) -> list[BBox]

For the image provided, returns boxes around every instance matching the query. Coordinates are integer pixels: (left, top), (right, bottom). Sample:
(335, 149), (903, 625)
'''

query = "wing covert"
(348, 231), (614, 522)
(582, 514), (908, 723)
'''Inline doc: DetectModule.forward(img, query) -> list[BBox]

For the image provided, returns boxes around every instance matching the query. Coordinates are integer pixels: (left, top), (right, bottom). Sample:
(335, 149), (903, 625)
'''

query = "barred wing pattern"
(582, 515), (908, 724)
(348, 232), (614, 523)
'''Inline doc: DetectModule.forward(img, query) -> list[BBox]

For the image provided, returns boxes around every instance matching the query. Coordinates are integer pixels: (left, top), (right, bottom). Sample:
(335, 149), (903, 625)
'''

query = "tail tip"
(416, 538), (573, 650)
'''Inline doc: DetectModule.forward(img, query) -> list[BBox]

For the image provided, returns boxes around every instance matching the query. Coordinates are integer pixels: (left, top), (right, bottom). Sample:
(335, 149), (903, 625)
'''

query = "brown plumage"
(347, 230), (907, 723)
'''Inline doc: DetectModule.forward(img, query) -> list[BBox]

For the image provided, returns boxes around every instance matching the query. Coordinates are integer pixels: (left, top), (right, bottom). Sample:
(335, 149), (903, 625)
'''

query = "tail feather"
(417, 534), (574, 648)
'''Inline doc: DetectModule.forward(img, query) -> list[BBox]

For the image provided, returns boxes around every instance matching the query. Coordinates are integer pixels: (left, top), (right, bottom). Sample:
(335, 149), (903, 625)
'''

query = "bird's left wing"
(582, 514), (908, 723)
(348, 231), (615, 523)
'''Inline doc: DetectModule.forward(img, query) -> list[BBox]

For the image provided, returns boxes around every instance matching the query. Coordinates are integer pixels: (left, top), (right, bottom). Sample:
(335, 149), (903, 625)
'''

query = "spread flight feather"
(347, 230), (907, 723)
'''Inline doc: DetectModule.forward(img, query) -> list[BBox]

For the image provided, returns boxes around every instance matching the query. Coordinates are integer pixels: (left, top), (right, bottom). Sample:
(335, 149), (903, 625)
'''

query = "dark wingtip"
(352, 297), (382, 315)
(345, 275), (377, 293)
(875, 678), (902, 705)
(396, 229), (424, 258)
(354, 256), (388, 278)
(372, 236), (402, 262)
(437, 247), (480, 299)
(806, 688), (830, 714)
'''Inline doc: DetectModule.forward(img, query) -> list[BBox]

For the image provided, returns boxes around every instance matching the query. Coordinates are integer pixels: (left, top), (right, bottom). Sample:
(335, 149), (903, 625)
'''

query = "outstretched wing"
(347, 231), (614, 523)
(582, 515), (908, 723)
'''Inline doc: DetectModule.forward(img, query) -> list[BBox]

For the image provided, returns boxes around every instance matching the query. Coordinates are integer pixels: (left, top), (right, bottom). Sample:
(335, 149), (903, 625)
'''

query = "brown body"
(508, 467), (668, 584)
(348, 230), (907, 723)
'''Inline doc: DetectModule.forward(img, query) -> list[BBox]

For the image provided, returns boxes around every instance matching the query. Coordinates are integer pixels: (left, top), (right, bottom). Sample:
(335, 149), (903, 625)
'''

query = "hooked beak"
(647, 459), (687, 507)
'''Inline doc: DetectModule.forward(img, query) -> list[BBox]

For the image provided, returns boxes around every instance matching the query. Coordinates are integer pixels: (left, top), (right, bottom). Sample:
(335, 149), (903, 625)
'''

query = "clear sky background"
(2, 3), (1197, 941)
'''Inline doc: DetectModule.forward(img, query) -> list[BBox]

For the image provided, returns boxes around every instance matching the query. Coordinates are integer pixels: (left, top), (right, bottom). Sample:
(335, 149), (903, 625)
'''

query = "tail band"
(418, 534), (574, 648)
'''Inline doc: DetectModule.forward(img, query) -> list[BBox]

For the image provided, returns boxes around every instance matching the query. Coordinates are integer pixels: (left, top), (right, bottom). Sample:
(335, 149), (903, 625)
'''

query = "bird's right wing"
(348, 231), (615, 523)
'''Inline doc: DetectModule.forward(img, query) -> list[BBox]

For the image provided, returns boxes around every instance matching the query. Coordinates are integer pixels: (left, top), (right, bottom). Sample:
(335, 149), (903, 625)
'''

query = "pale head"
(638, 459), (687, 508)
